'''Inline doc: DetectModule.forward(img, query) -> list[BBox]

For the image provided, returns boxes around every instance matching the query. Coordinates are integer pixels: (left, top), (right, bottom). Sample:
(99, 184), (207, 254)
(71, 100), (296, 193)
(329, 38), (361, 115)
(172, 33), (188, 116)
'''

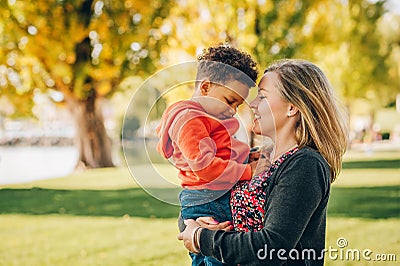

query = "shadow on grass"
(0, 188), (181, 218)
(0, 186), (398, 219)
(328, 186), (400, 219)
(343, 159), (400, 169)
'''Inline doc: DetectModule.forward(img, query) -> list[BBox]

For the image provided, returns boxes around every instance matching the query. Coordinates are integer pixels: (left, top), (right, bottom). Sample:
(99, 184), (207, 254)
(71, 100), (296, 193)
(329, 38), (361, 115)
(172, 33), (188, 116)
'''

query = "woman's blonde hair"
(265, 59), (349, 182)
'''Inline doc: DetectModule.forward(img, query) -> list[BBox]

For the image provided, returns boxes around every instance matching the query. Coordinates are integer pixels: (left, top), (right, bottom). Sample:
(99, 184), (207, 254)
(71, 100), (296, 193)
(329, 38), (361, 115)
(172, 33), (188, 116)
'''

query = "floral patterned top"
(230, 146), (299, 232)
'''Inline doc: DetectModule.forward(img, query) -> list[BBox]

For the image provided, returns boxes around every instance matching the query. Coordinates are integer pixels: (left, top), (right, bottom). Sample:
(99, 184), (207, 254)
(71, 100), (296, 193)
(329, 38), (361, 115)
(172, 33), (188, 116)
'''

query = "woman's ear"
(199, 79), (211, 96)
(287, 105), (299, 117)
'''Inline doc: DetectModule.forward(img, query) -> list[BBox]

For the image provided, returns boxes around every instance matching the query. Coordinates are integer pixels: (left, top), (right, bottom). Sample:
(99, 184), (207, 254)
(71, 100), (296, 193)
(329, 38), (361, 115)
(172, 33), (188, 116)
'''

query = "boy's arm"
(173, 116), (252, 184)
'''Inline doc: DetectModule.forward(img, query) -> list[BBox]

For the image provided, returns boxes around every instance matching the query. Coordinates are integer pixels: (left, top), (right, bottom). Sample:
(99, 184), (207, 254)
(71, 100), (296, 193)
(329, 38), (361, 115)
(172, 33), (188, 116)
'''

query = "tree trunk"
(67, 90), (114, 168)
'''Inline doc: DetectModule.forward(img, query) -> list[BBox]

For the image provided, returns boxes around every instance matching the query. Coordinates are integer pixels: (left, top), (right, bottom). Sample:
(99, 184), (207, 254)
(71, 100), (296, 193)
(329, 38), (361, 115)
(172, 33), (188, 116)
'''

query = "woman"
(178, 59), (348, 265)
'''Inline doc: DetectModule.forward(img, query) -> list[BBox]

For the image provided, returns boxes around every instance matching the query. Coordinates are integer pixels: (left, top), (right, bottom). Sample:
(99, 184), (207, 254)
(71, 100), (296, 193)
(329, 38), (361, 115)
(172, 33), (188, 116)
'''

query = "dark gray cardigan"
(199, 147), (331, 265)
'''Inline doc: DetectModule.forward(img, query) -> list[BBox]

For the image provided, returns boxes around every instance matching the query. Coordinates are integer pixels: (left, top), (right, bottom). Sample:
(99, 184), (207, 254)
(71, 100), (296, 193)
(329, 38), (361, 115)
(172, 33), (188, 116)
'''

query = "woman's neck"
(272, 137), (298, 162)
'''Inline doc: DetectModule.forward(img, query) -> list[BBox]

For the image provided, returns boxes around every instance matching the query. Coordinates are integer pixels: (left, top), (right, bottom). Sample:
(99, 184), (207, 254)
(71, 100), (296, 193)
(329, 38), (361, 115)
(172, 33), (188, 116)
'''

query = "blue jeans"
(179, 189), (232, 266)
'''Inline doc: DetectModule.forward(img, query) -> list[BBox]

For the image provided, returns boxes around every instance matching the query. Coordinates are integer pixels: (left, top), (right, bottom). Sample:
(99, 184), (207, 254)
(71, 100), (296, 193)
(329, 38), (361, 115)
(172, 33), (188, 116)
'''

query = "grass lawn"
(0, 149), (399, 265)
(0, 214), (190, 266)
(325, 218), (399, 265)
(0, 214), (398, 266)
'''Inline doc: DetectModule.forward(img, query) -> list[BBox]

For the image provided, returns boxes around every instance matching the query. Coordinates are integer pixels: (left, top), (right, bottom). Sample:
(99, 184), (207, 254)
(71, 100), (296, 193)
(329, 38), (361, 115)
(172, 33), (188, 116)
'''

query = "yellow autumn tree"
(0, 0), (172, 167)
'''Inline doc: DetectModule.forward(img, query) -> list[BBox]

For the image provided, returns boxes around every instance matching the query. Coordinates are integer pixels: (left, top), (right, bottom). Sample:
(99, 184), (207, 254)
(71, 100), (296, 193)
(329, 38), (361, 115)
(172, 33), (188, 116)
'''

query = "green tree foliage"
(162, 0), (323, 68)
(251, 0), (321, 67)
(343, 0), (397, 107)
(162, 0), (398, 105)
(0, 0), (172, 167)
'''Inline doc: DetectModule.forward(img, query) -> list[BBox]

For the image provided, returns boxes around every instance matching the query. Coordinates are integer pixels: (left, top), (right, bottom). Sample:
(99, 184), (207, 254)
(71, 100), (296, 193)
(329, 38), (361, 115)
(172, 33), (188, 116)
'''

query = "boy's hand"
(248, 146), (271, 163)
(250, 157), (271, 176)
(248, 150), (261, 163)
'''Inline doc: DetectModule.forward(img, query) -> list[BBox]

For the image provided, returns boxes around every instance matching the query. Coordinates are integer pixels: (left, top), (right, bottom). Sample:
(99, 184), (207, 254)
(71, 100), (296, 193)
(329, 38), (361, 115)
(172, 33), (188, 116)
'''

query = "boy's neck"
(192, 89), (201, 97)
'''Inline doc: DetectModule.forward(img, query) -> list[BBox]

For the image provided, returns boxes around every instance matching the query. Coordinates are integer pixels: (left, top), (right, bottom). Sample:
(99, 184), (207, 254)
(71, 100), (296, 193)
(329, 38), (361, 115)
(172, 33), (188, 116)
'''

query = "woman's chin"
(251, 125), (261, 135)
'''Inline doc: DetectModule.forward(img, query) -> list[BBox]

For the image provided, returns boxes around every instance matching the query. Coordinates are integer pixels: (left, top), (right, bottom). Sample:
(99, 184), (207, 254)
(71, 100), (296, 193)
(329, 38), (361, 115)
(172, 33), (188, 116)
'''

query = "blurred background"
(0, 0), (399, 182)
(0, 0), (399, 265)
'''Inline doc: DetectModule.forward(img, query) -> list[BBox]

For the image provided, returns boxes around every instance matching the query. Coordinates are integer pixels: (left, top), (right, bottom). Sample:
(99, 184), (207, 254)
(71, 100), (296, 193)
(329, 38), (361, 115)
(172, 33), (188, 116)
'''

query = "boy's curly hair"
(196, 44), (258, 87)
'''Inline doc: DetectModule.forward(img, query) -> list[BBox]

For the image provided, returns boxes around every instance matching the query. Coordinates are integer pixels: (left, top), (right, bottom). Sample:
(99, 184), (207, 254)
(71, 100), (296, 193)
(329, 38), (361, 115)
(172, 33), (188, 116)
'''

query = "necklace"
(272, 143), (298, 162)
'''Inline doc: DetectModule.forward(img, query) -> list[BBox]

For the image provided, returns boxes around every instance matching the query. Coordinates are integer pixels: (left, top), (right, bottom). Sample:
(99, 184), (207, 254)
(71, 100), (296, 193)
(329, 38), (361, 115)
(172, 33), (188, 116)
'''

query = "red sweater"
(156, 100), (251, 190)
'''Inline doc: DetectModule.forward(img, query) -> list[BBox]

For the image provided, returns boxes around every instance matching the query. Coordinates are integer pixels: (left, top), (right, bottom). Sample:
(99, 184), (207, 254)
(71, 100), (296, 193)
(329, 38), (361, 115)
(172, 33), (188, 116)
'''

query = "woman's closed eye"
(258, 93), (266, 99)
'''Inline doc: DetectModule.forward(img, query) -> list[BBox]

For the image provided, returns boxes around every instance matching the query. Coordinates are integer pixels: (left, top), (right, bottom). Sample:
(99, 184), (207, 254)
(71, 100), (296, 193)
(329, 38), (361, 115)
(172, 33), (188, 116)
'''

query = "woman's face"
(250, 72), (291, 137)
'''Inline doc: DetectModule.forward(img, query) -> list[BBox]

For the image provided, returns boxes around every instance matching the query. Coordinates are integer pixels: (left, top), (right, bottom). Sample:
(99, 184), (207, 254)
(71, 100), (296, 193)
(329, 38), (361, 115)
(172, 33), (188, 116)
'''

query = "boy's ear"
(199, 79), (212, 96)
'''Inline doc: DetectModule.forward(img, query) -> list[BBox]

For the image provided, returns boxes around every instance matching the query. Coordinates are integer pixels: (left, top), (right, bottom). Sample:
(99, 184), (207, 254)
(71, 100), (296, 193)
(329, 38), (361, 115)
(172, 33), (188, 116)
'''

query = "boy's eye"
(225, 98), (235, 105)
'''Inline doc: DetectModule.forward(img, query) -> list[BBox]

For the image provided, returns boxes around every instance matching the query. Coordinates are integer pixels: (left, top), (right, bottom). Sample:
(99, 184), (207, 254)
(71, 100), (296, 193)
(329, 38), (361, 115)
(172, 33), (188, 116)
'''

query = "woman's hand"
(196, 217), (233, 231)
(177, 219), (201, 253)
(177, 218), (233, 253)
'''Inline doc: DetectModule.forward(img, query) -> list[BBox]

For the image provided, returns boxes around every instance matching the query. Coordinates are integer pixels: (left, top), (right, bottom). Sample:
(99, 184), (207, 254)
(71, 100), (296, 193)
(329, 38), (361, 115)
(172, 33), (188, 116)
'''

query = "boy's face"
(197, 80), (249, 120)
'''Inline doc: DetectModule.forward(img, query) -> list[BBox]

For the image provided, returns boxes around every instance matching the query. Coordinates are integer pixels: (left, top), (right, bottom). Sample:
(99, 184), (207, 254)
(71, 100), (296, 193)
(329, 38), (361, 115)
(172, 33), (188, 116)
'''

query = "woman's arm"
(197, 154), (330, 265)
